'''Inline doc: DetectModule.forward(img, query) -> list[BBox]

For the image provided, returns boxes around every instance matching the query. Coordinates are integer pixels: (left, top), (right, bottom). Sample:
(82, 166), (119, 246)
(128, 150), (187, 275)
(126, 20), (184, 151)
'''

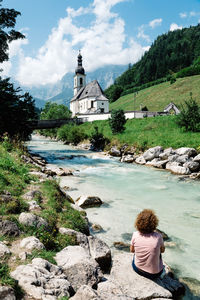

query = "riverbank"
(0, 138), (188, 299)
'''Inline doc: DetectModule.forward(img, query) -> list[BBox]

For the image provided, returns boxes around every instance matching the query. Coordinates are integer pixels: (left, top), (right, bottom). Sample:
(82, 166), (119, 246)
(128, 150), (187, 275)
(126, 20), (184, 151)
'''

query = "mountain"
(19, 64), (127, 108)
(105, 24), (200, 100)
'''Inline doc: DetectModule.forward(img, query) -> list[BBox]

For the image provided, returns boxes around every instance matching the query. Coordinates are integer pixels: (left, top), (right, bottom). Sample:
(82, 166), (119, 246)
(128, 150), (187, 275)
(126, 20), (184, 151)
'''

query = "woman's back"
(131, 231), (164, 274)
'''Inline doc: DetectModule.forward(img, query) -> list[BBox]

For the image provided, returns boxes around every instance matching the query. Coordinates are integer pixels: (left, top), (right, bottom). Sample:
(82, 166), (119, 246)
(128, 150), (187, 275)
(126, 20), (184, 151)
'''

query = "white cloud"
(137, 25), (151, 43)
(179, 12), (187, 18)
(9, 0), (145, 87)
(149, 18), (162, 29)
(0, 38), (28, 77)
(170, 23), (182, 31)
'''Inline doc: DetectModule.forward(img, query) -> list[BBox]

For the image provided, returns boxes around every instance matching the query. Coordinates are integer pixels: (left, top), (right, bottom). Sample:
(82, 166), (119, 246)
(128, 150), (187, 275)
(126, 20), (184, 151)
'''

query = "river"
(28, 135), (200, 299)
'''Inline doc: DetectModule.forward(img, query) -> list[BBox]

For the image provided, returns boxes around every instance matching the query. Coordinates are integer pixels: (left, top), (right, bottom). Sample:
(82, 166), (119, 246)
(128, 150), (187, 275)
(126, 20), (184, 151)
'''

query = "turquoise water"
(28, 135), (200, 297)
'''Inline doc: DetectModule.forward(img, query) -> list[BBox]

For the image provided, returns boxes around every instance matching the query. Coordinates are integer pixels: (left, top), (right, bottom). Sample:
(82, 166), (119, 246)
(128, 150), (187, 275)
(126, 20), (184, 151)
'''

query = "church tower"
(74, 51), (86, 96)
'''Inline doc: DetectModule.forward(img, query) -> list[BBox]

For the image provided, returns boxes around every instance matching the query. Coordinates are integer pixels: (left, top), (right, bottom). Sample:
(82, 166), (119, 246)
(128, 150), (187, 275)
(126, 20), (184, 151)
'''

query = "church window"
(102, 102), (104, 105)
(80, 78), (83, 85)
(91, 101), (94, 108)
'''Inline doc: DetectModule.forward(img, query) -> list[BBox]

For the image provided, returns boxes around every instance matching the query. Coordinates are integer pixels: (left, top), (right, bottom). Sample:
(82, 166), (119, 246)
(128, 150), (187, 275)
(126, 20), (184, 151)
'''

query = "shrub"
(57, 125), (87, 145)
(90, 126), (108, 150)
(109, 109), (126, 134)
(176, 98), (200, 132)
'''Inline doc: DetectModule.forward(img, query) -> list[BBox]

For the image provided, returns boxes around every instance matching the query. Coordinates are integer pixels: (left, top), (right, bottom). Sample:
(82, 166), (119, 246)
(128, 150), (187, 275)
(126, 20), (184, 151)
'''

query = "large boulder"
(20, 236), (45, 251)
(109, 252), (185, 299)
(70, 284), (133, 300)
(19, 212), (48, 229)
(0, 220), (20, 237)
(0, 242), (11, 257)
(59, 229), (111, 272)
(193, 153), (200, 162)
(183, 161), (200, 172)
(0, 286), (16, 300)
(146, 158), (168, 169)
(175, 147), (197, 157)
(45, 165), (73, 176)
(135, 156), (146, 165)
(159, 148), (175, 160)
(121, 154), (135, 163)
(176, 155), (190, 164)
(109, 147), (121, 157)
(55, 246), (102, 291)
(76, 195), (103, 208)
(165, 162), (191, 175)
(143, 146), (163, 161)
(87, 236), (111, 272)
(11, 258), (74, 300)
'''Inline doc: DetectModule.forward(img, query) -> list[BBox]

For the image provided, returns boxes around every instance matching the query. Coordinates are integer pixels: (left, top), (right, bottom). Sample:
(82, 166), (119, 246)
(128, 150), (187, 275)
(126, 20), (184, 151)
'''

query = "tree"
(104, 85), (123, 103)
(40, 102), (72, 120)
(0, 0), (25, 63)
(0, 0), (36, 140)
(176, 97), (200, 132)
(109, 109), (126, 134)
(0, 78), (37, 140)
(39, 102), (72, 138)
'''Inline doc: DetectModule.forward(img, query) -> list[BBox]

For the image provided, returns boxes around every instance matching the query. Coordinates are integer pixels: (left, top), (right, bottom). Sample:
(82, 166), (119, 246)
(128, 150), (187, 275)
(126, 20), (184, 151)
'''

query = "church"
(70, 52), (109, 117)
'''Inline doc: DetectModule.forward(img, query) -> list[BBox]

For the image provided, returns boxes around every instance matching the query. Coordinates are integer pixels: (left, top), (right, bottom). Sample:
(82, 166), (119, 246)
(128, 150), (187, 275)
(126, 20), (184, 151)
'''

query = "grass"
(110, 75), (200, 112)
(79, 115), (200, 150)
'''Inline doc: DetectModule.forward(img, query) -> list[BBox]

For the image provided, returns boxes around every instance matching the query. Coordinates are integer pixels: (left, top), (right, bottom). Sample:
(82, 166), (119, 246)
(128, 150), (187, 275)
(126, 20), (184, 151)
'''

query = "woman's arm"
(130, 245), (135, 253)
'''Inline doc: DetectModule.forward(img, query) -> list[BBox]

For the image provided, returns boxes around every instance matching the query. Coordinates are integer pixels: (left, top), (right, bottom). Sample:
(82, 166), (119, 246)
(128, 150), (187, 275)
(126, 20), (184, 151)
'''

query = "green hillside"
(110, 75), (200, 112)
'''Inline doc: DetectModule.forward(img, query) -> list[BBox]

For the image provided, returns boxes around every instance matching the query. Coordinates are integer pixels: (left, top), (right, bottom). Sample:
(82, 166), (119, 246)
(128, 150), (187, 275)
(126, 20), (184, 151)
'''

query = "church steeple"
(75, 51), (85, 75)
(74, 51), (86, 95)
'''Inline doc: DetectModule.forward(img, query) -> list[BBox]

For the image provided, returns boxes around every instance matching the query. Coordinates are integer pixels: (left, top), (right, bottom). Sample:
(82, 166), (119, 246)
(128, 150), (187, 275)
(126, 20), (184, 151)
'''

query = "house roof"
(71, 80), (108, 102)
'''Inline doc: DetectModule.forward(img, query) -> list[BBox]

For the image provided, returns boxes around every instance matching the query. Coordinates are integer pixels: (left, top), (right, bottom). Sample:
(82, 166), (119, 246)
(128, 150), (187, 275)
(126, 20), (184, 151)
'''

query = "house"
(70, 52), (109, 117)
(164, 102), (180, 115)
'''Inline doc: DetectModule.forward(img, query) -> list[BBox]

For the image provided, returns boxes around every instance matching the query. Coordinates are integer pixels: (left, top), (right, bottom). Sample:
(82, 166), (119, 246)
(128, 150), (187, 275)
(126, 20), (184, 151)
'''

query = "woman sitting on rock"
(130, 209), (165, 279)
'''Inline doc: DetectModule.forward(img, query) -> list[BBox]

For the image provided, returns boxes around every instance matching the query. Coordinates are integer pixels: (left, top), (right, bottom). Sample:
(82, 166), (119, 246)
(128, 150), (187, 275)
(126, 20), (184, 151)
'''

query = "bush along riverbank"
(0, 139), (187, 299)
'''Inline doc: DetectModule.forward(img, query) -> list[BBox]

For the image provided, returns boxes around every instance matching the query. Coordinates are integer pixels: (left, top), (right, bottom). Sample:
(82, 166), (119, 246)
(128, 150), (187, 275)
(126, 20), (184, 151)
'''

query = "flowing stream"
(28, 135), (200, 299)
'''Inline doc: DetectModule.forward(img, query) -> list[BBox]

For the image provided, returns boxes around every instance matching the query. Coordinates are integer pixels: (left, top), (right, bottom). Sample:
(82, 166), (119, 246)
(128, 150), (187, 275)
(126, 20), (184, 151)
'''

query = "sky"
(1, 0), (200, 87)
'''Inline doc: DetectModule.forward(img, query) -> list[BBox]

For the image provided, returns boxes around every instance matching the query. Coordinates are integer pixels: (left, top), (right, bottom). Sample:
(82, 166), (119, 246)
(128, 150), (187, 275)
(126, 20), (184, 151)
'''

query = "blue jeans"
(132, 258), (163, 280)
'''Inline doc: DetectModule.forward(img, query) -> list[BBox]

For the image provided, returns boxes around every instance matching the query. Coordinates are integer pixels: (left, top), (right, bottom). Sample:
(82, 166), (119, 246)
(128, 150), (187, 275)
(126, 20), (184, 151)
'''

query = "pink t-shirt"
(131, 231), (164, 274)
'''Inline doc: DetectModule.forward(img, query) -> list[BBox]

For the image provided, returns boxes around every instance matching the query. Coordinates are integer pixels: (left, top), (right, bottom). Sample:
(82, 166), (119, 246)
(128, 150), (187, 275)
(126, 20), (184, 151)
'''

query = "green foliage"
(41, 180), (65, 212)
(0, 0), (25, 63)
(0, 141), (31, 197)
(57, 124), (87, 145)
(104, 84), (124, 103)
(0, 78), (37, 140)
(0, 2), (36, 140)
(176, 98), (200, 132)
(39, 102), (72, 138)
(90, 126), (108, 150)
(40, 102), (71, 120)
(79, 115), (200, 150)
(177, 56), (200, 78)
(27, 249), (57, 265)
(0, 262), (16, 287)
(109, 109), (126, 134)
(107, 24), (200, 98)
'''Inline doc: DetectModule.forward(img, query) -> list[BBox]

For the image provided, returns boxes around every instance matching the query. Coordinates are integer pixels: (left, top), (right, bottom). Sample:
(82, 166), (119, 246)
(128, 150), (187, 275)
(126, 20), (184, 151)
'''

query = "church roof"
(71, 80), (108, 102)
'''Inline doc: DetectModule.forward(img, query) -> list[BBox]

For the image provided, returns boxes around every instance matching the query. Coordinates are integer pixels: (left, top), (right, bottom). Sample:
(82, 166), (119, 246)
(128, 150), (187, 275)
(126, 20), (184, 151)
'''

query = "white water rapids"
(28, 135), (200, 299)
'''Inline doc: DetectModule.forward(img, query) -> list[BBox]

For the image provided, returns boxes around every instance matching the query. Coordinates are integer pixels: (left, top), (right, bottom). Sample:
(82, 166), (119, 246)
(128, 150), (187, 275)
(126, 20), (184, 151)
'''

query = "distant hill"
(106, 24), (200, 102)
(109, 75), (200, 112)
(19, 65), (127, 108)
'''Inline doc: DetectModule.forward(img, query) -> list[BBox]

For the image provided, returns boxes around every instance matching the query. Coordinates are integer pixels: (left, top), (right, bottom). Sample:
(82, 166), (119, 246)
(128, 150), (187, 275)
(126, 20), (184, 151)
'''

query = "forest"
(105, 24), (200, 102)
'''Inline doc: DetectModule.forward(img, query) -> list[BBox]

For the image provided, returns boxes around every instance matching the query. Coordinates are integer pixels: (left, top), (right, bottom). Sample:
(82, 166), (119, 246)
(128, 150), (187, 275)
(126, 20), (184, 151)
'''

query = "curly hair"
(135, 209), (159, 234)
